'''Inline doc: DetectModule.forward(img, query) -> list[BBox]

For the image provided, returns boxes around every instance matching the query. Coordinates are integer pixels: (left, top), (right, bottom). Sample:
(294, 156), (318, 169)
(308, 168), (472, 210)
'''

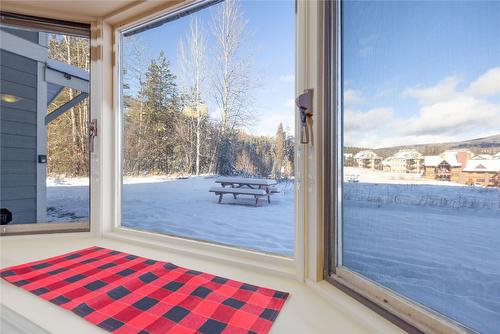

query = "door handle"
(89, 119), (97, 153)
(296, 89), (313, 144)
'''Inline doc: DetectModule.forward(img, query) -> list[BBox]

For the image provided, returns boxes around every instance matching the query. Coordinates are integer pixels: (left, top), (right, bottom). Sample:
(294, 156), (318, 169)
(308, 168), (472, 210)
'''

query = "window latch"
(296, 89), (313, 144)
(89, 119), (97, 153)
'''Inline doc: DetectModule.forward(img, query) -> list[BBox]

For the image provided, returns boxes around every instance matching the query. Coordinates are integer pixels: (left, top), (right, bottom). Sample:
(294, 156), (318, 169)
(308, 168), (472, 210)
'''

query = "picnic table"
(209, 177), (279, 206)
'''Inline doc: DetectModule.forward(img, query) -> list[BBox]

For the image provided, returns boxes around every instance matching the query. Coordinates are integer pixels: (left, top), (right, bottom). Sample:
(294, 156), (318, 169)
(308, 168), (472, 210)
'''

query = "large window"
(0, 14), (91, 234)
(119, 0), (295, 257)
(327, 1), (500, 333)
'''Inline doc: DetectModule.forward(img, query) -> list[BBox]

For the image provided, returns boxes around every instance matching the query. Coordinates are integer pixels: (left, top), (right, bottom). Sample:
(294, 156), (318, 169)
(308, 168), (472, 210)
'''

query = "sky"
(343, 0), (500, 148)
(122, 0), (499, 146)
(122, 0), (295, 137)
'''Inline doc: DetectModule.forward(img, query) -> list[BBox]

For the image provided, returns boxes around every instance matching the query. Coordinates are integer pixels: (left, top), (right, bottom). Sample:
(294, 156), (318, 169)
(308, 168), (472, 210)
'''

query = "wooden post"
(218, 193), (223, 203)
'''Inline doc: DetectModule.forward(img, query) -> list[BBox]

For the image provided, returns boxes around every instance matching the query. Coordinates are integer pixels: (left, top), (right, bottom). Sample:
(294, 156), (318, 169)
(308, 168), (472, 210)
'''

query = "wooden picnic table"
(210, 177), (279, 206)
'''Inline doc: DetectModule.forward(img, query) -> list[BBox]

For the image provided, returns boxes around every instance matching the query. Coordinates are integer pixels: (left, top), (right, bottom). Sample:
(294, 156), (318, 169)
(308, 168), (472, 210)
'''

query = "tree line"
(47, 0), (295, 179)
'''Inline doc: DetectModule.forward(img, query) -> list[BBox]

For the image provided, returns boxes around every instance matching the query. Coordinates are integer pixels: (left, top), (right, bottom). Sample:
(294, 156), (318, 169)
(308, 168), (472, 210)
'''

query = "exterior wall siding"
(0, 49), (38, 224)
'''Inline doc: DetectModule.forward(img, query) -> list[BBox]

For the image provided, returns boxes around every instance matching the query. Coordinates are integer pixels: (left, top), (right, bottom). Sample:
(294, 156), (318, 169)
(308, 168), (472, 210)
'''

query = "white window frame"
(107, 0), (305, 279)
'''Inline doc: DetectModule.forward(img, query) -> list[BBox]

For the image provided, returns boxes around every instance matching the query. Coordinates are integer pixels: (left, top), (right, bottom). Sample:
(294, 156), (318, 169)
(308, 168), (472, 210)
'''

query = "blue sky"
(123, 0), (295, 136)
(122, 0), (499, 146)
(343, 0), (500, 148)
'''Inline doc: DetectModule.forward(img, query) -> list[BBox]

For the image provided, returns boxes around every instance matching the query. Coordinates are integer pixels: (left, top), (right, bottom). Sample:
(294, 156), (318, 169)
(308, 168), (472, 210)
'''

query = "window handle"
(89, 119), (97, 153)
(296, 89), (313, 144)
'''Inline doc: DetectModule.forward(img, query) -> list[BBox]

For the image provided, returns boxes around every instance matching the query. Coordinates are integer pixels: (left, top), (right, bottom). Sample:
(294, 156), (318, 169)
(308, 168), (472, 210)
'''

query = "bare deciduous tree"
(210, 0), (254, 174)
(178, 18), (207, 175)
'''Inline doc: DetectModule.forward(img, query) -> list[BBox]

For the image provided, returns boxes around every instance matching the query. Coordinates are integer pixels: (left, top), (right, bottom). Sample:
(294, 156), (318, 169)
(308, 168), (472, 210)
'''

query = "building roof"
(494, 152), (500, 160)
(472, 154), (493, 160)
(424, 152), (462, 167)
(354, 150), (380, 159)
(388, 149), (423, 160)
(463, 159), (500, 173)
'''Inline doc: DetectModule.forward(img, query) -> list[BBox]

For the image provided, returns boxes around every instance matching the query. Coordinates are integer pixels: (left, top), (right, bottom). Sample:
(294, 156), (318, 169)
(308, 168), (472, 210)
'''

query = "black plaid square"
(0, 270), (16, 278)
(163, 281), (183, 291)
(66, 274), (86, 283)
(138, 272), (158, 283)
(273, 291), (288, 299)
(186, 269), (202, 275)
(51, 295), (70, 305)
(117, 268), (135, 276)
(240, 283), (258, 291)
(13, 279), (29, 287)
(125, 255), (137, 260)
(107, 286), (131, 300)
(198, 319), (226, 334)
(163, 306), (190, 322)
(260, 308), (278, 321)
(84, 280), (107, 291)
(133, 297), (159, 311)
(32, 287), (49, 296)
(65, 253), (82, 260)
(98, 318), (124, 331)
(164, 263), (178, 270)
(222, 298), (245, 309)
(98, 262), (117, 269)
(32, 262), (51, 269)
(211, 276), (228, 284)
(191, 286), (212, 298)
(144, 259), (156, 265)
(73, 303), (95, 317)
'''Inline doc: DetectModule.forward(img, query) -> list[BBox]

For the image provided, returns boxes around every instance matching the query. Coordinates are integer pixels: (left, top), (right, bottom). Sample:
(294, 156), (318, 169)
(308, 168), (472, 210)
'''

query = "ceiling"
(0, 0), (152, 21)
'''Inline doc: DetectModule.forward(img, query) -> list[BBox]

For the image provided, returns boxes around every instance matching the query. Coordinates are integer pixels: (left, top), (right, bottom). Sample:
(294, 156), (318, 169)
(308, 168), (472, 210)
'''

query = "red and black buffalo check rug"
(0, 246), (289, 334)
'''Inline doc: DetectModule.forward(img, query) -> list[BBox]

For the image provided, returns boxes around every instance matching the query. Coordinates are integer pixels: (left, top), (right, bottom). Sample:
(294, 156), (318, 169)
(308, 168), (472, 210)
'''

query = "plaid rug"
(0, 246), (289, 334)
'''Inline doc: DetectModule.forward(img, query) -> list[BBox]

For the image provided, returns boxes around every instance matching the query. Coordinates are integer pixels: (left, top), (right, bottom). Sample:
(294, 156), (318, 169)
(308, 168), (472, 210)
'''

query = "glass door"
(1, 17), (91, 234)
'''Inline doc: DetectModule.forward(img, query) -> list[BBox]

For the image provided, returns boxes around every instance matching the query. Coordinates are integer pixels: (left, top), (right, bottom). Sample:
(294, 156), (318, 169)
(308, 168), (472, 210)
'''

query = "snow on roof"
(424, 152), (461, 167)
(494, 152), (500, 159)
(463, 159), (500, 172)
(389, 149), (423, 159)
(472, 154), (493, 160)
(354, 150), (380, 159)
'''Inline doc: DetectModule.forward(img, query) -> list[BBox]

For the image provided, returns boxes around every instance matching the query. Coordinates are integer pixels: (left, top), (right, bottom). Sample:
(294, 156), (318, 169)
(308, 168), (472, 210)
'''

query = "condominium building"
(381, 150), (424, 174)
(354, 150), (382, 170)
(423, 150), (472, 182)
(462, 159), (500, 187)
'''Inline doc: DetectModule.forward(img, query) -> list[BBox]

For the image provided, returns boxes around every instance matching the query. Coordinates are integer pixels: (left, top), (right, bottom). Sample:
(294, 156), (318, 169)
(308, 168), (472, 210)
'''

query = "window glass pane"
(0, 25), (90, 227)
(341, 1), (500, 333)
(120, 0), (295, 256)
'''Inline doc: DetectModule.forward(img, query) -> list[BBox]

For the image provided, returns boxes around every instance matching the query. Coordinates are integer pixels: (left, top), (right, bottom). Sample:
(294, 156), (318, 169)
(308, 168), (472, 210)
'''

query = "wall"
(0, 46), (39, 224)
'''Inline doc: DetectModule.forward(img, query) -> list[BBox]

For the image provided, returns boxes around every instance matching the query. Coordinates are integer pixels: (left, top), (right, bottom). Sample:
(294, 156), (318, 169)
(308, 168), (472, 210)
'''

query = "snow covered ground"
(47, 176), (295, 256)
(121, 176), (295, 256)
(46, 172), (500, 333)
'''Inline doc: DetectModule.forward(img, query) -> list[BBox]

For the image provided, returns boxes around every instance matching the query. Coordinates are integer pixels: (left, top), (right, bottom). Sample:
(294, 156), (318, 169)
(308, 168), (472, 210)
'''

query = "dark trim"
(0, 11), (90, 37)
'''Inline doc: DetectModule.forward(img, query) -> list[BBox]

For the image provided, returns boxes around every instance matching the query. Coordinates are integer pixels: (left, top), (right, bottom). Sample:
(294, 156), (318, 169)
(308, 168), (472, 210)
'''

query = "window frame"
(0, 14), (94, 236)
(110, 0), (303, 278)
(323, 1), (479, 334)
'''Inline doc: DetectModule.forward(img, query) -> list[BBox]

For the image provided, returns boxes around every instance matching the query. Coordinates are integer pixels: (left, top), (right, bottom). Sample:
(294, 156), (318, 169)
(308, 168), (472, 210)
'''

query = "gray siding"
(0, 27), (38, 43)
(1, 49), (38, 224)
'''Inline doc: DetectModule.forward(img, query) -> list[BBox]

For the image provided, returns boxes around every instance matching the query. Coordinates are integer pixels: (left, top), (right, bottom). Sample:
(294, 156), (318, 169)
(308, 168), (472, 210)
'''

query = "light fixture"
(1, 94), (22, 103)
